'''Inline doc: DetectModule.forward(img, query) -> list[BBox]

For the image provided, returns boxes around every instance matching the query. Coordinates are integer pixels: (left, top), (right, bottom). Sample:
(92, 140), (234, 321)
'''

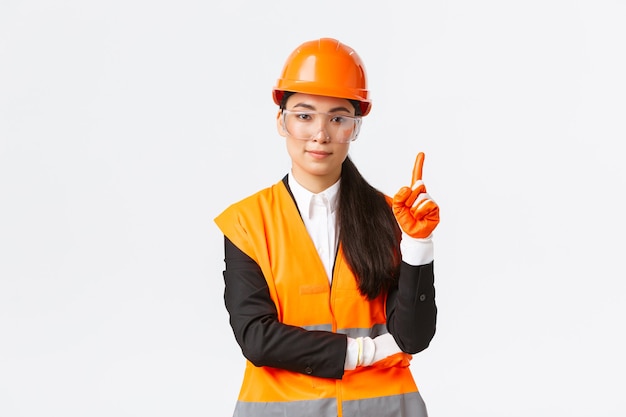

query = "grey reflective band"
(233, 392), (427, 417)
(301, 323), (389, 338)
(234, 398), (336, 417)
(301, 323), (333, 332)
(339, 323), (389, 338)
(343, 392), (428, 416)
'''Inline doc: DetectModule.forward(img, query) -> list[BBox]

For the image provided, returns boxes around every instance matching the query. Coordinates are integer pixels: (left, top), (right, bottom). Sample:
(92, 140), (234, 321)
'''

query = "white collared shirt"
(288, 173), (340, 282)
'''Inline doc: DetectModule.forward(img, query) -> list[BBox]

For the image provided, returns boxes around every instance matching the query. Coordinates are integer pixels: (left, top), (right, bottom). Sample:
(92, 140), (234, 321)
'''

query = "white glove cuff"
(400, 231), (434, 266)
(359, 337), (376, 367)
(344, 337), (359, 370)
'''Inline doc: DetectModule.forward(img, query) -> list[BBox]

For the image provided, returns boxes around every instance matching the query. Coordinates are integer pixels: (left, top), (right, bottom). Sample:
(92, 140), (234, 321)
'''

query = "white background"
(1, 1), (625, 416)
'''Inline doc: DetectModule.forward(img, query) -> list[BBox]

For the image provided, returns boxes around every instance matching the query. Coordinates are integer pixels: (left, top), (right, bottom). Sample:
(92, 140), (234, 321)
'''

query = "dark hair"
(280, 92), (401, 299)
(339, 157), (401, 299)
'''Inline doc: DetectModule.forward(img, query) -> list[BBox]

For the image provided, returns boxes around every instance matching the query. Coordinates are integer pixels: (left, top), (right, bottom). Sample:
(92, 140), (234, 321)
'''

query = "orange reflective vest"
(215, 179), (427, 417)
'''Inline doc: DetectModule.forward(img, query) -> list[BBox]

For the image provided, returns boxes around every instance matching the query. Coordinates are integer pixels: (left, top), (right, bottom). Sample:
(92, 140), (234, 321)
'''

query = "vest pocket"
(299, 284), (329, 295)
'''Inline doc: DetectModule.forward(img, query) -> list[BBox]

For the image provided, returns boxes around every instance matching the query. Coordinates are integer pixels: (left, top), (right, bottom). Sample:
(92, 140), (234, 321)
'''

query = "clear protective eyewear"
(281, 110), (362, 143)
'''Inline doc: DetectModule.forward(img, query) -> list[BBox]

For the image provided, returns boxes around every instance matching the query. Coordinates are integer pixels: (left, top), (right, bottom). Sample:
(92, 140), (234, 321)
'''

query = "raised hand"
(392, 152), (440, 239)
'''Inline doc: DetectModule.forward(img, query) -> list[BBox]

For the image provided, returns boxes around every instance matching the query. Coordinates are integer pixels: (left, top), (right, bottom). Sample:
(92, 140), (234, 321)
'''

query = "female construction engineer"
(214, 37), (440, 417)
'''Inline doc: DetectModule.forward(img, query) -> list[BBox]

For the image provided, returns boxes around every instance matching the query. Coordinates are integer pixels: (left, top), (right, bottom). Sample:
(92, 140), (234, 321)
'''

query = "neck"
(291, 170), (340, 194)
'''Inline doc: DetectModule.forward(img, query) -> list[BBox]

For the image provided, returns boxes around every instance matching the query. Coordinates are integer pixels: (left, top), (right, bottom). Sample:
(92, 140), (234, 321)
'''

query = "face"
(277, 93), (355, 193)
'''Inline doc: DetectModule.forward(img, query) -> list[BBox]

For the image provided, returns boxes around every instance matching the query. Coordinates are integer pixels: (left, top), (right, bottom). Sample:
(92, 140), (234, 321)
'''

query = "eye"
(330, 115), (351, 124)
(296, 112), (313, 121)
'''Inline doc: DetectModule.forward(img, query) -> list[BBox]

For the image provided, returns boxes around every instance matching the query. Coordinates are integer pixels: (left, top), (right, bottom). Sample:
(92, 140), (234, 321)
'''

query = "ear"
(276, 110), (287, 137)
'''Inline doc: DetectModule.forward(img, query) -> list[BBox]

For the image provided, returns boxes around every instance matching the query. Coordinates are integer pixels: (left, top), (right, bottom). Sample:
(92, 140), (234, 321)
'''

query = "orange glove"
(392, 152), (440, 238)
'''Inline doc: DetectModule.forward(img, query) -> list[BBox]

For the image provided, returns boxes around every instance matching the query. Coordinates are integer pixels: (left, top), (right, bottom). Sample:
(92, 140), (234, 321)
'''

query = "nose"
(311, 120), (331, 143)
(312, 130), (330, 143)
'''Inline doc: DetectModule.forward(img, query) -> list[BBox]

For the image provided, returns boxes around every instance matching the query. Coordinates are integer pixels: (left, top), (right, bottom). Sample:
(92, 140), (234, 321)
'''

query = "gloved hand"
(370, 333), (403, 365)
(346, 333), (402, 368)
(392, 152), (440, 238)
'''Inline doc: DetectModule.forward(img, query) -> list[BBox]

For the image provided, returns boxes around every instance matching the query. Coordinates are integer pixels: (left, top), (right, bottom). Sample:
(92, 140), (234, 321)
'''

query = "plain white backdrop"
(1, 1), (625, 416)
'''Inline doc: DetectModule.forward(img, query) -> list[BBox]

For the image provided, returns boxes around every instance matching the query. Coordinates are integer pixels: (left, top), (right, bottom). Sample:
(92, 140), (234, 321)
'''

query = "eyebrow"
(290, 103), (353, 113)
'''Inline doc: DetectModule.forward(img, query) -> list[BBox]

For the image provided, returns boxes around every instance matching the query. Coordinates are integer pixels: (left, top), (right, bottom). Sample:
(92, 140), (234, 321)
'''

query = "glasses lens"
(283, 111), (359, 143)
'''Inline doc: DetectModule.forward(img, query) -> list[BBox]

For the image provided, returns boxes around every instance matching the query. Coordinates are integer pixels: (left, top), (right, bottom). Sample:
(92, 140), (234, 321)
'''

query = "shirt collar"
(288, 172), (340, 219)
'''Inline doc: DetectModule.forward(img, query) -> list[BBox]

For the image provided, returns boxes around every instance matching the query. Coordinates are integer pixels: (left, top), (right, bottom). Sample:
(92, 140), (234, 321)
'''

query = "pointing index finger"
(411, 152), (425, 184)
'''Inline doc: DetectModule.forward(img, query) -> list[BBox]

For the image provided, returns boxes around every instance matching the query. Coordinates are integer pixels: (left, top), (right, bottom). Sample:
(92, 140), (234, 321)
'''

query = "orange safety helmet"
(272, 38), (372, 116)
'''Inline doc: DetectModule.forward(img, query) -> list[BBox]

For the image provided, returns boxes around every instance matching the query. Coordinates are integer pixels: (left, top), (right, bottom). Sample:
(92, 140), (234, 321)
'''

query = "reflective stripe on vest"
(302, 322), (389, 338)
(216, 180), (423, 417)
(234, 392), (427, 417)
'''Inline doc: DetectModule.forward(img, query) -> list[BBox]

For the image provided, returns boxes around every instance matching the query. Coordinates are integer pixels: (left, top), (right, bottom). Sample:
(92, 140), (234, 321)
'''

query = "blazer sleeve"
(222, 236), (347, 379)
(385, 261), (437, 354)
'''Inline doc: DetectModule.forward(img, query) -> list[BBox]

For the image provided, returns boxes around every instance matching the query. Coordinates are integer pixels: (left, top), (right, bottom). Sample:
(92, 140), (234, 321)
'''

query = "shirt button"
(419, 294), (427, 302)
(305, 367), (313, 374)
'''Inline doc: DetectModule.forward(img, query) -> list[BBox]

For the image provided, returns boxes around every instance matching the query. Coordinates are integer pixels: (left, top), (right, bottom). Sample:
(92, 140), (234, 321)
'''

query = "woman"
(214, 37), (440, 417)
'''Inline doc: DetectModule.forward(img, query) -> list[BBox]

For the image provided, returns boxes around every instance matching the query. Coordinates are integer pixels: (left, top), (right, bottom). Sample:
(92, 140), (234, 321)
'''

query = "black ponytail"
(338, 157), (401, 299)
